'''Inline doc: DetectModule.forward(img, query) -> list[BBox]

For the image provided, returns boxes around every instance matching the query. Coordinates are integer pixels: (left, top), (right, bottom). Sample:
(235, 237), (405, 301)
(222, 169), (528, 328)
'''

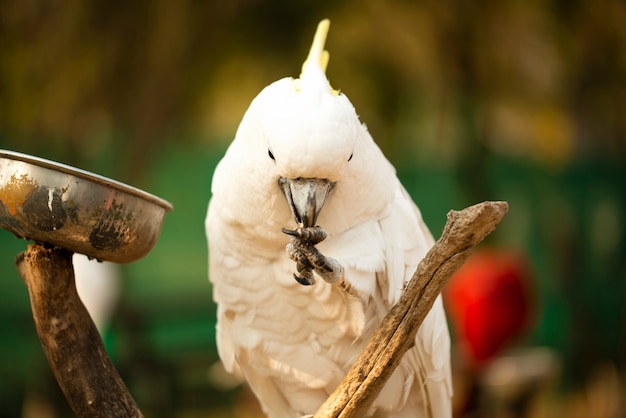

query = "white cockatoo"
(206, 20), (452, 417)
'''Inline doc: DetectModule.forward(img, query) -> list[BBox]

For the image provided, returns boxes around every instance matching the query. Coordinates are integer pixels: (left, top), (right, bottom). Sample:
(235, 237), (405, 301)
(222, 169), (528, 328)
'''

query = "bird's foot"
(283, 226), (344, 286)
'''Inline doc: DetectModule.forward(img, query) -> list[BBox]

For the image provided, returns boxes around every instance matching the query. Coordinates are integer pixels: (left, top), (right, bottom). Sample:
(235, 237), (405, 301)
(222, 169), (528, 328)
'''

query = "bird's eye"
(268, 149), (275, 160)
(348, 152), (353, 162)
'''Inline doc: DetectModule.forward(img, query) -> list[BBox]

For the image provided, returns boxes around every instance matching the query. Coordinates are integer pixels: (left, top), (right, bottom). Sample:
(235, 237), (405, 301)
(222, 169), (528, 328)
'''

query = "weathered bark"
(314, 201), (509, 418)
(16, 244), (143, 418)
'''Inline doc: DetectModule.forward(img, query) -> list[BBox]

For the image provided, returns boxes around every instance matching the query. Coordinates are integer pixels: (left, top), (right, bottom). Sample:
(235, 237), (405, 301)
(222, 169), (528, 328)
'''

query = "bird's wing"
(379, 183), (453, 417)
(323, 180), (453, 417)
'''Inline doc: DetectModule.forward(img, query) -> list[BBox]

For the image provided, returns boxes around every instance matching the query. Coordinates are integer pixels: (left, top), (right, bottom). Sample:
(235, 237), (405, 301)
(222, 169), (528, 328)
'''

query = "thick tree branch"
(16, 245), (143, 418)
(315, 201), (509, 418)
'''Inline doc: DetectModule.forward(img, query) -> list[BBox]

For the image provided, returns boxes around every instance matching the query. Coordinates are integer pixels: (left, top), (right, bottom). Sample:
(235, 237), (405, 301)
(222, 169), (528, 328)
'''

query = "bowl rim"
(0, 149), (173, 212)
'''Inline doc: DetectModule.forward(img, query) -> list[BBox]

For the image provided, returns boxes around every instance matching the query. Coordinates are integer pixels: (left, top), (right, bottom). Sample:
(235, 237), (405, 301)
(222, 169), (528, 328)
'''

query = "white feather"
(206, 19), (452, 417)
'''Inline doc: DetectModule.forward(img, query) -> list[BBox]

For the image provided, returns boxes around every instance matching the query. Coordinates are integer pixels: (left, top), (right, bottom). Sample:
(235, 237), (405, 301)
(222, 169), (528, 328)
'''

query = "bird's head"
(229, 19), (392, 233)
(233, 20), (361, 229)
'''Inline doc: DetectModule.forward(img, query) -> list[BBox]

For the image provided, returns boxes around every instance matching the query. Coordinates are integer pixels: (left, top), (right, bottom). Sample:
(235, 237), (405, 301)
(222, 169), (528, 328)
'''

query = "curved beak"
(279, 178), (334, 227)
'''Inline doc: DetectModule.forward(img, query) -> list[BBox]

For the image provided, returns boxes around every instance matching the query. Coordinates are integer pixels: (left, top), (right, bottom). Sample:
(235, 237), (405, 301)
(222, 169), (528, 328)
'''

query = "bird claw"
(294, 273), (315, 286)
(293, 255), (315, 285)
(284, 226), (344, 286)
(282, 226), (327, 244)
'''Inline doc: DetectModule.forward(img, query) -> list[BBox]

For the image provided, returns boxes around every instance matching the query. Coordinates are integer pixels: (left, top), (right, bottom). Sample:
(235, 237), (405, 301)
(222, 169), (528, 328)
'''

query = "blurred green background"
(1, 1), (625, 417)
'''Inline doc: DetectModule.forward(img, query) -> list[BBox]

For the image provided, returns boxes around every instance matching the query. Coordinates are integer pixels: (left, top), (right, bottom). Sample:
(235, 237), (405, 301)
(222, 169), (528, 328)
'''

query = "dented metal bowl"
(0, 150), (173, 263)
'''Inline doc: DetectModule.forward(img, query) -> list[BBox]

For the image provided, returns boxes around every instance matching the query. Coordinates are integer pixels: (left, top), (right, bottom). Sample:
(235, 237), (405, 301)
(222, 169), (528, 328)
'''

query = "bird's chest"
(233, 259), (368, 345)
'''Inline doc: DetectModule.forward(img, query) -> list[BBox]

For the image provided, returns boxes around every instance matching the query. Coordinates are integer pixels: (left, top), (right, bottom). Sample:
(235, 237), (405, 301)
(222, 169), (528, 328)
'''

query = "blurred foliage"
(1, 0), (625, 172)
(1, 0), (625, 416)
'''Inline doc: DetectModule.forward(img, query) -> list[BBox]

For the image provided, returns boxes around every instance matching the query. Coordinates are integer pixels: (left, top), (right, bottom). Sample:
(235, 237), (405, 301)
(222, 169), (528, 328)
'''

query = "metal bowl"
(0, 150), (173, 264)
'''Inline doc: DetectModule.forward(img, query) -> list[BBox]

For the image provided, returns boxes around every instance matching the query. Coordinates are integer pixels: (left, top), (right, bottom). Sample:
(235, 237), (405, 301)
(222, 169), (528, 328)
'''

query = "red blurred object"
(445, 249), (534, 368)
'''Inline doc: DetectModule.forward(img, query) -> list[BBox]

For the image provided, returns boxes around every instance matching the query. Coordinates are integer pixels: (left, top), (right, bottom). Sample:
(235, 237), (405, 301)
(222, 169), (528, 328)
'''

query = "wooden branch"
(315, 201), (509, 418)
(16, 244), (143, 418)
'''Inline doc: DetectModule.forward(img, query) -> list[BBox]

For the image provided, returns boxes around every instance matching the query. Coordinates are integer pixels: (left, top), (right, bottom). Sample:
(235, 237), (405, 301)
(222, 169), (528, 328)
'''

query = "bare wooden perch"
(314, 201), (509, 418)
(16, 246), (143, 418)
